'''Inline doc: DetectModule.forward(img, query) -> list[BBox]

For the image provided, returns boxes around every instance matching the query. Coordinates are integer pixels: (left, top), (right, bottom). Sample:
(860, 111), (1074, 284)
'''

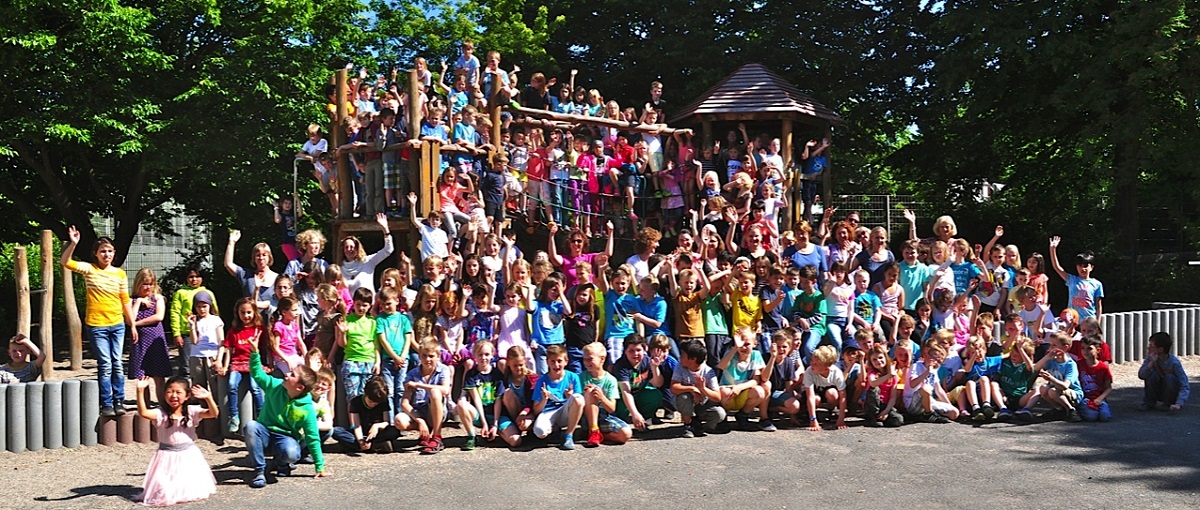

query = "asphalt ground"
(5, 358), (1199, 510)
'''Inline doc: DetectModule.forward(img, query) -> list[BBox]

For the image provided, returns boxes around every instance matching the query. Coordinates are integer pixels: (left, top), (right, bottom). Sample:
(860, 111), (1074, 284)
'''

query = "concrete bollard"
(7, 384), (27, 453)
(214, 375), (230, 436)
(116, 412), (135, 444)
(150, 417), (159, 443)
(45, 380), (64, 450)
(26, 381), (45, 451)
(134, 414), (152, 444)
(0, 384), (7, 451)
(81, 379), (99, 446)
(99, 416), (117, 446)
(63, 379), (80, 448)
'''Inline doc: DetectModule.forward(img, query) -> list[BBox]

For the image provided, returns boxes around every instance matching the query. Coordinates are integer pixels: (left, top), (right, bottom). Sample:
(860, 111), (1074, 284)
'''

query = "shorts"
(725, 387), (753, 411)
(1061, 388), (1080, 407)
(504, 174), (523, 194)
(472, 410), (497, 428)
(440, 347), (472, 366)
(525, 180), (551, 204)
(770, 390), (796, 408)
(597, 412), (630, 434)
(946, 386), (964, 404)
(383, 161), (404, 189)
(318, 168), (337, 193)
(905, 392), (956, 416)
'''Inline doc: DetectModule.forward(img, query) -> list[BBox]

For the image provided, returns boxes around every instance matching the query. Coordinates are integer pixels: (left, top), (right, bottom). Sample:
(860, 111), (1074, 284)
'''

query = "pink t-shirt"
(557, 252), (598, 288)
(273, 319), (302, 358)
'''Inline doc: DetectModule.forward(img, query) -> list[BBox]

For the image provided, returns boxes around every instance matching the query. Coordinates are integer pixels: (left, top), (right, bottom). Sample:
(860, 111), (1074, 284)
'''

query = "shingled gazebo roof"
(669, 63), (843, 126)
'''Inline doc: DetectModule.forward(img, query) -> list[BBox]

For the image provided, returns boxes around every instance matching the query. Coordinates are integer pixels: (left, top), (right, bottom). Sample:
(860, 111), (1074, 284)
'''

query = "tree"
(0, 0), (364, 265)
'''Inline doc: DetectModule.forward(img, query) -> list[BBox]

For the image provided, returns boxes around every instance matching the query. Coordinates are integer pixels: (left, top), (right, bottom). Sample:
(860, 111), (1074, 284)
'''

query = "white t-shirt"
(671, 365), (719, 405)
(192, 315), (225, 358)
(903, 360), (940, 406)
(418, 222), (450, 261)
(977, 263), (1010, 307)
(302, 139), (329, 174)
(625, 254), (652, 282)
(1017, 304), (1054, 342)
(802, 365), (846, 391)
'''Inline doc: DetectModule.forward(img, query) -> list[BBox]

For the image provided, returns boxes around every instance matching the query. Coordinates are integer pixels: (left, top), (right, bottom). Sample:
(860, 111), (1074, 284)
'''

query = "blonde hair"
(252, 242), (275, 267)
(295, 229), (326, 253)
(933, 215), (958, 238)
(132, 268), (160, 296)
(583, 342), (606, 358)
(418, 337), (441, 355)
(811, 345), (838, 366)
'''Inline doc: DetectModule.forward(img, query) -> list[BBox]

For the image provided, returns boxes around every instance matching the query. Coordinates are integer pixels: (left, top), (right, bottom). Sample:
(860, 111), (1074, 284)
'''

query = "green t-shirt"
(344, 314), (378, 363)
(375, 312), (412, 357)
(580, 371), (620, 403)
(792, 290), (827, 337)
(999, 358), (1032, 398)
(701, 295), (730, 336)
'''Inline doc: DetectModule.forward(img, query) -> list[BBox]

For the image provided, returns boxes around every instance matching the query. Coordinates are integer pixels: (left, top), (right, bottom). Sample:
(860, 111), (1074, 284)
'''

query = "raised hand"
(191, 385), (211, 400)
(407, 192), (418, 205)
(375, 213), (389, 230)
(1049, 236), (1061, 249)
(902, 209), (915, 223)
(229, 230), (242, 244)
(135, 377), (152, 390)
(994, 225), (1004, 238)
(67, 226), (81, 244)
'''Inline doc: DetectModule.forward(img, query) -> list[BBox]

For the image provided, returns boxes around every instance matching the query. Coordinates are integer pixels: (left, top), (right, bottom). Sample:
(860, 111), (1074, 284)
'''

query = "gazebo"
(669, 63), (843, 224)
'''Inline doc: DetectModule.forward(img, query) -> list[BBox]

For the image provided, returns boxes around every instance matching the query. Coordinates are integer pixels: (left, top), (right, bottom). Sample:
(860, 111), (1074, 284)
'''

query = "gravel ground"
(4, 358), (1198, 510)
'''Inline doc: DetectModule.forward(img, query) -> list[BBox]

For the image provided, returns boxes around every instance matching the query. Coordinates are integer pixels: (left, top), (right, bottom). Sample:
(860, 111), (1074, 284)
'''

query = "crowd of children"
(3, 48), (1190, 504)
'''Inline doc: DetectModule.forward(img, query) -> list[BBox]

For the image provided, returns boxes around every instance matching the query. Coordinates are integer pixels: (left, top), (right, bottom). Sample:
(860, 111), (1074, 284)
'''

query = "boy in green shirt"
(243, 339), (327, 488)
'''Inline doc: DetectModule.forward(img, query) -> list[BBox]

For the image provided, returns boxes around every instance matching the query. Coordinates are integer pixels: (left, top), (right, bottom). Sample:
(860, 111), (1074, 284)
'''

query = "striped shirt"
(66, 260), (129, 327)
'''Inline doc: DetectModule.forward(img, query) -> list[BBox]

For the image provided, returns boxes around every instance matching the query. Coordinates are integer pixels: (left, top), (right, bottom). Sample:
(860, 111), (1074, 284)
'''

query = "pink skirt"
(139, 443), (216, 507)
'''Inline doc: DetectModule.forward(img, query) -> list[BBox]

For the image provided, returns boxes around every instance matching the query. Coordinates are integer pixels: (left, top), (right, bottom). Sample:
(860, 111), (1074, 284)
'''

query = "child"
(872, 262), (905, 345)
(612, 334), (666, 431)
(127, 268), (171, 403)
(170, 265), (210, 377)
(950, 336), (996, 422)
(1077, 337), (1113, 422)
(375, 287), (413, 412)
(822, 262), (855, 358)
(242, 338), (325, 487)
(728, 272), (764, 353)
(216, 297), (265, 434)
(397, 339), (453, 454)
(1019, 332), (1084, 422)
(851, 269), (884, 346)
(456, 341), (507, 450)
(667, 267), (712, 346)
(330, 376), (403, 452)
(134, 376), (218, 506)
(497, 286), (533, 372)
(1137, 332), (1189, 412)
(579, 342), (634, 447)
(671, 340), (727, 437)
(898, 240), (931, 315)
(531, 344), (586, 450)
(718, 327), (771, 431)
(763, 331), (803, 427)
(187, 291), (222, 396)
(596, 261), (639, 365)
(647, 334), (681, 422)
(791, 265), (828, 364)
(530, 277), (571, 374)
(995, 338), (1035, 420)
(756, 266), (789, 355)
(339, 288), (380, 399)
(434, 287), (472, 379)
(312, 368), (336, 444)
(1, 333), (45, 384)
(1049, 236), (1104, 320)
(270, 297), (306, 375)
(861, 345), (904, 427)
(902, 342), (959, 423)
(274, 197), (301, 261)
(407, 193), (450, 261)
(564, 282), (600, 374)
(1015, 286), (1053, 353)
(498, 346), (536, 446)
(802, 345), (847, 431)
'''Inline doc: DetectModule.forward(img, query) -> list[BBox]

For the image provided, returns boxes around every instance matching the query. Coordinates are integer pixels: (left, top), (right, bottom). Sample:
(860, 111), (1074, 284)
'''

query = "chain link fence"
(822, 194), (929, 235)
(92, 206), (212, 281)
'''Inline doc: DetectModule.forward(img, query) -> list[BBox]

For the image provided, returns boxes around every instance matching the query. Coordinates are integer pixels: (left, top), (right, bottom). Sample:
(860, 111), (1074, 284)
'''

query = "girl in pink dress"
(134, 376), (218, 507)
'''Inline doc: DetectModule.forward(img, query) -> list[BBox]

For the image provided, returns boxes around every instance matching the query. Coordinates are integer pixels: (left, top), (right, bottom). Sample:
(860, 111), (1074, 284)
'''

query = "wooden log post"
(40, 230), (54, 380)
(701, 118), (713, 150)
(407, 69), (424, 260)
(335, 68), (353, 219)
(780, 118), (796, 227)
(63, 264), (83, 370)
(490, 74), (503, 160)
(408, 69), (422, 143)
(15, 247), (30, 340)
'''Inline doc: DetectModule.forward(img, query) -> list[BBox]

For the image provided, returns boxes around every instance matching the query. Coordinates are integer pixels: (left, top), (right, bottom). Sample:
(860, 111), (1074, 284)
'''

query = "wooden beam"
(490, 73), (504, 158)
(335, 68), (353, 219)
(781, 119), (795, 229)
(701, 119), (713, 150)
(822, 125), (833, 216)
(40, 230), (54, 380)
(63, 265), (82, 370)
(408, 69), (422, 142)
(15, 246), (29, 339)
(504, 105), (693, 135)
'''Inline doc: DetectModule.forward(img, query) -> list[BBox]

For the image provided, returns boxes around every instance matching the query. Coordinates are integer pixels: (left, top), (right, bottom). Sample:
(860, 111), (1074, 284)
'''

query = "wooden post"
(780, 118), (795, 229)
(821, 125), (834, 215)
(408, 69), (422, 142)
(335, 68), (353, 219)
(701, 118), (713, 149)
(64, 266), (82, 370)
(15, 247), (30, 339)
(40, 230), (54, 380)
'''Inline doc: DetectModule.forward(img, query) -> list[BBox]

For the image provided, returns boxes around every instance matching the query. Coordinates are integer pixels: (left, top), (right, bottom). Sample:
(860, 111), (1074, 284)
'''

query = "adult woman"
(547, 221), (614, 288)
(285, 229), (329, 279)
(625, 227), (663, 281)
(905, 209), (958, 246)
(785, 220), (827, 284)
(825, 220), (860, 278)
(341, 213), (395, 293)
(731, 223), (778, 264)
(850, 226), (896, 287)
(224, 230), (278, 314)
(61, 226), (136, 416)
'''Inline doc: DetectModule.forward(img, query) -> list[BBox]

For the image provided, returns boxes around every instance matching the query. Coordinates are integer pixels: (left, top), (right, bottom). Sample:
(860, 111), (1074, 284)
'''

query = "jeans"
(1079, 399), (1112, 422)
(566, 345), (584, 374)
(365, 159), (384, 216)
(443, 211), (470, 239)
(244, 420), (301, 473)
(551, 178), (570, 224)
(1144, 371), (1181, 407)
(87, 324), (126, 408)
(380, 358), (408, 414)
(675, 392), (726, 430)
(533, 342), (550, 375)
(227, 370), (265, 422)
(330, 424), (403, 451)
(801, 319), (846, 365)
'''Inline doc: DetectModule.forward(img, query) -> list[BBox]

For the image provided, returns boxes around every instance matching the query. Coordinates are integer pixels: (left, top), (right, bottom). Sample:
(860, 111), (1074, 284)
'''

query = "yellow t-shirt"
(730, 290), (762, 332)
(66, 260), (129, 327)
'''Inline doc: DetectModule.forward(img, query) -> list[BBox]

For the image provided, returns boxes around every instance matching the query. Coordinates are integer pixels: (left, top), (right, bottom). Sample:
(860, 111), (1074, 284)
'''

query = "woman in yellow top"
(62, 226), (137, 417)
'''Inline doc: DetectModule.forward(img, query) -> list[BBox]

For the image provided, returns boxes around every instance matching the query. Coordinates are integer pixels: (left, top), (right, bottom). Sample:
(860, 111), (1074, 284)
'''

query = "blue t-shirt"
(759, 286), (786, 331)
(1066, 274), (1104, 319)
(803, 154), (828, 176)
(1044, 357), (1083, 395)
(854, 291), (883, 326)
(531, 300), (566, 346)
(604, 290), (637, 340)
(788, 245), (828, 286)
(949, 262), (982, 296)
(635, 295), (670, 338)
(454, 54), (480, 85)
(899, 261), (931, 310)
(533, 371), (582, 411)
(452, 122), (477, 165)
(404, 363), (451, 406)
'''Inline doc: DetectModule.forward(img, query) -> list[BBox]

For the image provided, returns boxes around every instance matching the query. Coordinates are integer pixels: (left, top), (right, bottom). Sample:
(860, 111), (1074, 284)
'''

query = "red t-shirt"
(1077, 360), (1112, 401)
(223, 327), (263, 373)
(526, 148), (548, 181)
(1068, 339), (1112, 363)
